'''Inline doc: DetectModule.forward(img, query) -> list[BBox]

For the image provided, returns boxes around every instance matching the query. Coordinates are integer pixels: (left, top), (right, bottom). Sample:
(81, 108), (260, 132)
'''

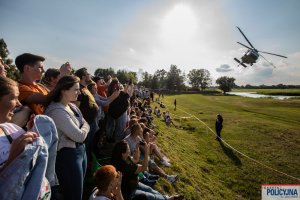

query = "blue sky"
(1, 0), (299, 85)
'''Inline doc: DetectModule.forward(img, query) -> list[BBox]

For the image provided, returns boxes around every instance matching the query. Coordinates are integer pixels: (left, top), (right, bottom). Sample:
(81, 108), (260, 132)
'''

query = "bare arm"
(0, 132), (38, 173)
(134, 143), (149, 174)
(124, 84), (134, 97)
(23, 92), (50, 105)
(131, 143), (140, 163)
(107, 90), (120, 101)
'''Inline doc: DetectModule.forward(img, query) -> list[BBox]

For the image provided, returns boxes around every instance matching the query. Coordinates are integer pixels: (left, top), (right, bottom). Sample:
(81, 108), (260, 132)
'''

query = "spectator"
(125, 123), (177, 184)
(45, 75), (89, 200)
(92, 75), (112, 98)
(87, 81), (119, 156)
(106, 78), (132, 142)
(41, 68), (60, 91)
(156, 109), (161, 117)
(74, 68), (99, 162)
(89, 165), (123, 200)
(174, 99), (177, 111)
(60, 62), (72, 77)
(215, 114), (223, 141)
(111, 140), (184, 200)
(160, 101), (165, 108)
(15, 53), (49, 114)
(0, 56), (32, 129)
(150, 91), (154, 102)
(0, 76), (56, 200)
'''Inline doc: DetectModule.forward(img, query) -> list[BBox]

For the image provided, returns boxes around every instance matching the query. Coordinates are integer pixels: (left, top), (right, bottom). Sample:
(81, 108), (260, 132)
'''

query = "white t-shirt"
(0, 123), (25, 165)
(89, 188), (111, 200)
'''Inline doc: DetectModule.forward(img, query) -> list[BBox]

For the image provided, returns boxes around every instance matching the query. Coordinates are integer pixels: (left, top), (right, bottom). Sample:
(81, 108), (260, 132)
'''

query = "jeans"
(106, 111), (128, 142)
(132, 182), (167, 200)
(86, 119), (98, 163)
(0, 137), (49, 200)
(32, 114), (59, 186)
(56, 144), (87, 200)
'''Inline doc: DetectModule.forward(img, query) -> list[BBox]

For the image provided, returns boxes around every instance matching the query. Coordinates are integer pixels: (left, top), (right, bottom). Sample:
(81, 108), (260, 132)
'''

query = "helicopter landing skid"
(234, 58), (247, 68)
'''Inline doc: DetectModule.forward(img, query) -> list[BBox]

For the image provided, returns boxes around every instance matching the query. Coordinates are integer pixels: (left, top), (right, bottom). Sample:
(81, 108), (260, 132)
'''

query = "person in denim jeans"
(74, 68), (99, 164)
(46, 75), (89, 200)
(106, 79), (133, 142)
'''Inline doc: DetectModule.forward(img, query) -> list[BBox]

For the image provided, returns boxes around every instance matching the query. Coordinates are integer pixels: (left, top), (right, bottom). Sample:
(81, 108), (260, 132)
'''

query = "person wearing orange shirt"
(15, 53), (49, 115)
(92, 75), (112, 113)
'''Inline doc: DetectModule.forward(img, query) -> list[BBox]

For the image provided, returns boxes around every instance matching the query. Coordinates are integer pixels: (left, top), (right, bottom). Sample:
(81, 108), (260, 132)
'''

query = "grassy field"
(232, 88), (300, 96)
(151, 94), (300, 200)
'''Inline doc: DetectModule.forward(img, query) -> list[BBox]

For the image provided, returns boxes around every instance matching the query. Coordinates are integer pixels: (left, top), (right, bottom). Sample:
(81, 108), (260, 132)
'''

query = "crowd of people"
(0, 53), (185, 200)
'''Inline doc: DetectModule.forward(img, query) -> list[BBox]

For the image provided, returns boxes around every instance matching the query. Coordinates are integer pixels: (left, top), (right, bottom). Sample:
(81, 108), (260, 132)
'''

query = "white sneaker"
(166, 174), (178, 184)
(161, 159), (171, 167)
(162, 156), (170, 162)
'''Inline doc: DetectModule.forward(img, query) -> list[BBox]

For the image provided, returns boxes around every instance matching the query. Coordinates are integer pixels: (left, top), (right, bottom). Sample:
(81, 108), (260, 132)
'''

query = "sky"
(1, 0), (300, 85)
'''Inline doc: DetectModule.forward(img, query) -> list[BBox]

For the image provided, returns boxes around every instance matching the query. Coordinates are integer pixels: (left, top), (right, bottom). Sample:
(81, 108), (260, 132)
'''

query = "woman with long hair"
(45, 75), (90, 200)
(106, 78), (133, 142)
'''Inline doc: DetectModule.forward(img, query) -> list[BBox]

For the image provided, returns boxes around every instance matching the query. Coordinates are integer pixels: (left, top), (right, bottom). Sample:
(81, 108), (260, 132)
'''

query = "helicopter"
(234, 26), (287, 68)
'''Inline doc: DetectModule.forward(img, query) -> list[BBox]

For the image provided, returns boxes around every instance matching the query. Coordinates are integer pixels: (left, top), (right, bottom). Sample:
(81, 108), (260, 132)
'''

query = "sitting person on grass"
(111, 140), (184, 200)
(89, 165), (123, 200)
(125, 123), (178, 184)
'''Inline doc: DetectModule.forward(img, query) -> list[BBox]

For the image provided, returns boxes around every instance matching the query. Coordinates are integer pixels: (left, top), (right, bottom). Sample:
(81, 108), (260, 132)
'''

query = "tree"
(0, 38), (20, 80)
(154, 69), (167, 89)
(166, 65), (185, 91)
(150, 75), (159, 89)
(187, 69), (212, 91)
(216, 76), (236, 94)
(141, 71), (152, 88)
(94, 67), (115, 81)
(116, 70), (137, 84)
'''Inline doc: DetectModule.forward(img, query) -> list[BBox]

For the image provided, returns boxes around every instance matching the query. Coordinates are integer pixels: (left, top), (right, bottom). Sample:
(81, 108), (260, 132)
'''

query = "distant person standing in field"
(174, 99), (177, 111)
(215, 114), (223, 141)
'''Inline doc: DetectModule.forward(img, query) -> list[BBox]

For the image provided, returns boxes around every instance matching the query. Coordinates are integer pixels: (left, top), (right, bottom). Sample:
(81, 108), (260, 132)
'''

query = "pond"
(227, 92), (298, 100)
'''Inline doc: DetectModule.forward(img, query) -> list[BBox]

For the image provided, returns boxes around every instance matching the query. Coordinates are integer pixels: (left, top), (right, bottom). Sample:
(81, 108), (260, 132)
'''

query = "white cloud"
(216, 64), (233, 72)
(100, 0), (235, 75)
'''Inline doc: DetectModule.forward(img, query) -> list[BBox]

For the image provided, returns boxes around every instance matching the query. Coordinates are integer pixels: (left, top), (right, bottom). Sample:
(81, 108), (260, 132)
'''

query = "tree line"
(6, 38), (296, 95)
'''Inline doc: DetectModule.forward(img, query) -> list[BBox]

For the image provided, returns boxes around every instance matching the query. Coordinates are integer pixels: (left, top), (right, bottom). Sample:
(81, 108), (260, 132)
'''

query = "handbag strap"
(0, 126), (13, 144)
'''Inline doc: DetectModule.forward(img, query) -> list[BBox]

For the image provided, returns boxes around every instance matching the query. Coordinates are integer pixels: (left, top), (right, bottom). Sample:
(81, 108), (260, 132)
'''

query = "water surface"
(227, 92), (298, 100)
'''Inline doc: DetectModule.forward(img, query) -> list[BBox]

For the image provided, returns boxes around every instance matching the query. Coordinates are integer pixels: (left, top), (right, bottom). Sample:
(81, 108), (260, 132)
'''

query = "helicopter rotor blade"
(258, 51), (287, 58)
(237, 42), (252, 49)
(259, 53), (277, 68)
(236, 26), (255, 49)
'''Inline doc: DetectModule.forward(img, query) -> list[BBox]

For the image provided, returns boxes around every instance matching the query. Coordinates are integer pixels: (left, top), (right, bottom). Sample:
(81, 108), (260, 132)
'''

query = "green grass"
(232, 88), (300, 96)
(151, 94), (300, 200)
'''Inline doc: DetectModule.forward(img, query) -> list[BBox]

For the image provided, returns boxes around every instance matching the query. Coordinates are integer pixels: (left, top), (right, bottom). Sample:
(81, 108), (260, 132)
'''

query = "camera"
(113, 84), (119, 91)
(139, 140), (146, 146)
